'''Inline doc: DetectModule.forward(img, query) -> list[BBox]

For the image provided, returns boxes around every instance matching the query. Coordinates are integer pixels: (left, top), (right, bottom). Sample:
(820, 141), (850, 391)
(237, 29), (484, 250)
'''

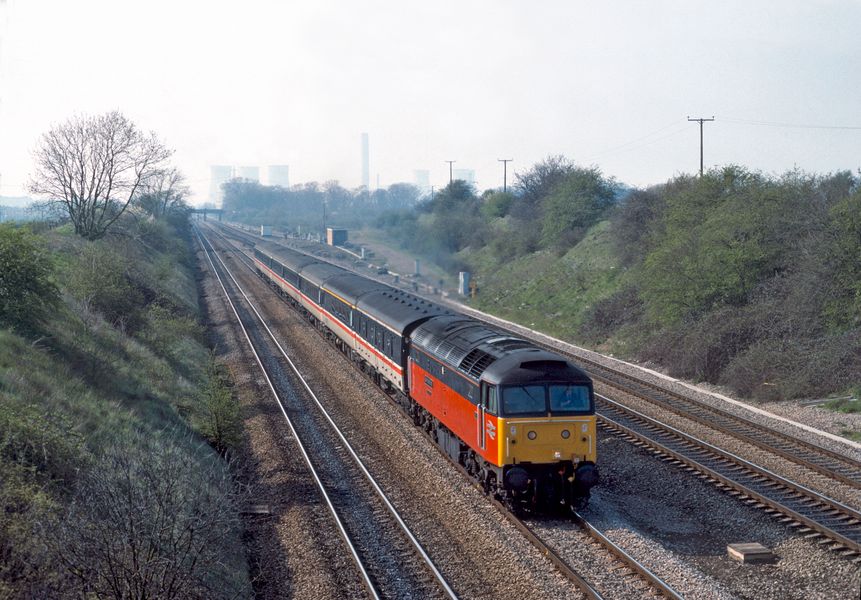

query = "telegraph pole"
(687, 116), (714, 176)
(498, 159), (513, 192)
(444, 160), (456, 185)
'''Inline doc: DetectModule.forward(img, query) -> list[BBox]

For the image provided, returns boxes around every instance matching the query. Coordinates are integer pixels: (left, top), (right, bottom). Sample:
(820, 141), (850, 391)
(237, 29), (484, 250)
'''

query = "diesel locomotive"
(252, 240), (598, 510)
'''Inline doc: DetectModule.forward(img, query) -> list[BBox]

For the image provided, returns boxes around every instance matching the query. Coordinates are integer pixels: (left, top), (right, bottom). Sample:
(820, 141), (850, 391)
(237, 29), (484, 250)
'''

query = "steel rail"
(204, 223), (682, 599)
(596, 393), (861, 555)
(194, 227), (380, 600)
(581, 357), (861, 490)
(196, 226), (459, 600)
(570, 511), (684, 600)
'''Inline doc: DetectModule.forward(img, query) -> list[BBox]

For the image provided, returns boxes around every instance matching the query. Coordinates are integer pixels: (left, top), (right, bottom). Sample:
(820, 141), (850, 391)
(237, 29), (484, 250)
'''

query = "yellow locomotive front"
(480, 356), (599, 511)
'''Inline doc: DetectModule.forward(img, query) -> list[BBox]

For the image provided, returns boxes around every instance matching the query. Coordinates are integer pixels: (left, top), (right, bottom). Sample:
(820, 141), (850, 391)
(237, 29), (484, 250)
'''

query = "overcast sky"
(1, 0), (859, 203)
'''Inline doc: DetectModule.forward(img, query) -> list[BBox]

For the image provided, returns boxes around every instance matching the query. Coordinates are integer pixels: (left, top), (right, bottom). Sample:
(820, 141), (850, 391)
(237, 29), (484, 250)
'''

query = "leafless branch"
(29, 111), (172, 240)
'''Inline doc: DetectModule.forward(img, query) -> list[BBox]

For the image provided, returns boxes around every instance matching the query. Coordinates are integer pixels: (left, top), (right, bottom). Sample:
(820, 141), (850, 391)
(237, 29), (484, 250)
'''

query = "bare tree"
(29, 111), (172, 240)
(136, 167), (189, 218)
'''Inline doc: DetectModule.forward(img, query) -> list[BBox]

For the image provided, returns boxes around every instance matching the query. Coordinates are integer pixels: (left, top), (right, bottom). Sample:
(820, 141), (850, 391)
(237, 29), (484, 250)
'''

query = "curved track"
(210, 221), (861, 562)
(196, 225), (457, 600)
(216, 221), (861, 491)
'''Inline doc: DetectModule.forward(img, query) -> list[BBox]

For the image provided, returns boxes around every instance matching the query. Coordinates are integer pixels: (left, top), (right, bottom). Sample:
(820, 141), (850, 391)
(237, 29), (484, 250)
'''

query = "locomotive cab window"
(482, 385), (499, 415)
(549, 384), (592, 413)
(502, 385), (546, 416)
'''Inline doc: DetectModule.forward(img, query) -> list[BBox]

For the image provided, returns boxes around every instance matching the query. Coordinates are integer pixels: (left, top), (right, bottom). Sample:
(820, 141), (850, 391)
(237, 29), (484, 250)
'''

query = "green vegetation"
(222, 178), (423, 233)
(0, 217), (249, 598)
(223, 154), (860, 414)
(368, 159), (860, 406)
(0, 224), (59, 329)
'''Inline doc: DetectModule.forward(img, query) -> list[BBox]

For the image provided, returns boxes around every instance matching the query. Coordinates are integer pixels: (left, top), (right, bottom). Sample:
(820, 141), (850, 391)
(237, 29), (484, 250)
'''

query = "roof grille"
(411, 328), (433, 347)
(460, 348), (495, 378)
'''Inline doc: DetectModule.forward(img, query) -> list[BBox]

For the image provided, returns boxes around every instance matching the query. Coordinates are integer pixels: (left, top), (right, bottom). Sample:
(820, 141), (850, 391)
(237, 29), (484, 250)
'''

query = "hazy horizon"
(1, 1), (859, 204)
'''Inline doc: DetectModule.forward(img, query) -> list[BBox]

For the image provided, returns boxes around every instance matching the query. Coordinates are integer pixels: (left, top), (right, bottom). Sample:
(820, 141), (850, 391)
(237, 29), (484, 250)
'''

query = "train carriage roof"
(299, 262), (350, 287)
(323, 273), (389, 305)
(357, 288), (451, 334)
(256, 242), (321, 272)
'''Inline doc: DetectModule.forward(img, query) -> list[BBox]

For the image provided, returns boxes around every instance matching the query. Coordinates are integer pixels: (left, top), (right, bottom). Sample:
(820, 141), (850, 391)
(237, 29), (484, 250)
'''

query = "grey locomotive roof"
(323, 273), (389, 305)
(299, 262), (350, 287)
(357, 288), (451, 334)
(410, 315), (589, 384)
(480, 349), (591, 386)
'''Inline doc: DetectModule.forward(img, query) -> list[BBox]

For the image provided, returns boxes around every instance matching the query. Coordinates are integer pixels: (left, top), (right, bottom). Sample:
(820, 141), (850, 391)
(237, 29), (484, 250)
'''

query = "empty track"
(196, 225), (457, 600)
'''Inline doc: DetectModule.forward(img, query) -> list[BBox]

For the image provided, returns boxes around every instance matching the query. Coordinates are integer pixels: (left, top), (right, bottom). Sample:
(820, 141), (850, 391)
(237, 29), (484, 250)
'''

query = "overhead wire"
(580, 120), (690, 163)
(721, 117), (861, 131)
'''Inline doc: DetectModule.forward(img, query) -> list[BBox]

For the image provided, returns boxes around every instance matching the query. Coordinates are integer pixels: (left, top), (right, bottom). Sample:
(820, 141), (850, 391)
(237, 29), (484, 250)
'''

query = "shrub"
(0, 224), (58, 329)
(66, 242), (144, 330)
(52, 433), (249, 599)
(199, 356), (242, 454)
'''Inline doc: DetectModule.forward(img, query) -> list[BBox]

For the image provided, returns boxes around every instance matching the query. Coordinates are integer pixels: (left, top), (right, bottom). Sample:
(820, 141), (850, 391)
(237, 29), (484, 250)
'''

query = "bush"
(66, 242), (144, 330)
(199, 356), (242, 454)
(52, 433), (249, 599)
(0, 224), (58, 329)
(581, 286), (644, 342)
(0, 401), (85, 596)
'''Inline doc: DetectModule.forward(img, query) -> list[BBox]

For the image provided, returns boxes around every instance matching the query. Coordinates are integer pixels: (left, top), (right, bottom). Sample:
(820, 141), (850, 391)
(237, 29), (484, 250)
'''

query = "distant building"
(361, 133), (370, 189)
(267, 165), (290, 188)
(209, 165), (233, 206)
(452, 168), (475, 184)
(413, 169), (430, 193)
(236, 166), (259, 182)
(326, 227), (348, 246)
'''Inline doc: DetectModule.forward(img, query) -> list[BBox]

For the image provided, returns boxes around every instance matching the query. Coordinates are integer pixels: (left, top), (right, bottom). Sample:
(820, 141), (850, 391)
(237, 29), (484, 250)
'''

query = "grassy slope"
(0, 221), (249, 597)
(461, 220), (626, 343)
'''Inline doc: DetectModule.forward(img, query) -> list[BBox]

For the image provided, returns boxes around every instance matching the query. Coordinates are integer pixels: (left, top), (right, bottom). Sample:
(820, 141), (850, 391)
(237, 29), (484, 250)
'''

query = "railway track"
(202, 222), (682, 599)
(598, 394), (861, 558)
(195, 225), (457, 600)
(215, 223), (861, 491)
(578, 357), (861, 490)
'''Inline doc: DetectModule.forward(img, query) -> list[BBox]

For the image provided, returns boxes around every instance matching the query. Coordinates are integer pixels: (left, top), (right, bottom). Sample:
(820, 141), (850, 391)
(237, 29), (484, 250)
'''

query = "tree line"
(204, 149), (861, 401)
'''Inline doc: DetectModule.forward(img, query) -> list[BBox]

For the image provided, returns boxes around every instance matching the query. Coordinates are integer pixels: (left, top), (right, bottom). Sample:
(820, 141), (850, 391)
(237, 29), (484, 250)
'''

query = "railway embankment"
(0, 217), (251, 598)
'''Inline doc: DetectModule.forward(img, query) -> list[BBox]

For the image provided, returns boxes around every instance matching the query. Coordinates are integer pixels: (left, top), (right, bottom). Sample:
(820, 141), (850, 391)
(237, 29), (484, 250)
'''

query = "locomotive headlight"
(560, 429), (571, 439)
(527, 430), (537, 440)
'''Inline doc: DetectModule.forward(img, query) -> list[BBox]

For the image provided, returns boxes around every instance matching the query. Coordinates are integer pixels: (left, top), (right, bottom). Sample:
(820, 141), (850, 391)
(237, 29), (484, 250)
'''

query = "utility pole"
(687, 116), (715, 176)
(322, 198), (327, 241)
(444, 160), (456, 185)
(498, 159), (513, 192)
